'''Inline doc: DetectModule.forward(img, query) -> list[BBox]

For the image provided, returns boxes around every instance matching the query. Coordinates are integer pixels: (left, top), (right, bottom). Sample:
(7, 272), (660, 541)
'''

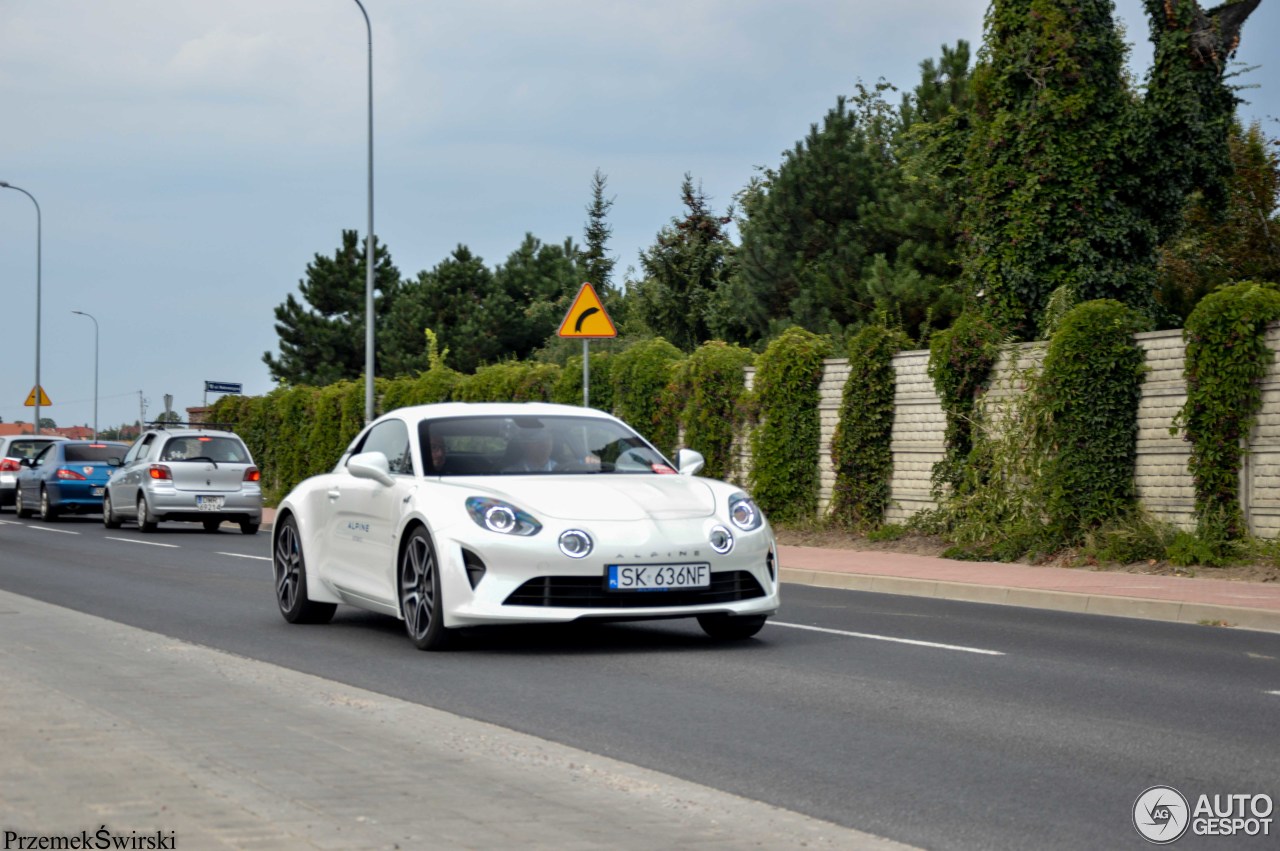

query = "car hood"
(473, 475), (718, 522)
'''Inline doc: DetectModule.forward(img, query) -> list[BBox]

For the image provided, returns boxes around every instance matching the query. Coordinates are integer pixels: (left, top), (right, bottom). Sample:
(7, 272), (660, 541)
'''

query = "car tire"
(15, 488), (33, 519)
(39, 487), (58, 522)
(137, 495), (158, 533)
(239, 521), (260, 536)
(273, 516), (336, 625)
(103, 492), (122, 529)
(399, 526), (451, 651)
(697, 613), (768, 641)
(202, 519), (221, 533)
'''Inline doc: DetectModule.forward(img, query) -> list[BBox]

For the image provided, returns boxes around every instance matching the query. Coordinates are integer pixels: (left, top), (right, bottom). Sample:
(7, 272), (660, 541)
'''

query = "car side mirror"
(19, 458), (34, 468)
(676, 449), (705, 476)
(348, 451), (395, 487)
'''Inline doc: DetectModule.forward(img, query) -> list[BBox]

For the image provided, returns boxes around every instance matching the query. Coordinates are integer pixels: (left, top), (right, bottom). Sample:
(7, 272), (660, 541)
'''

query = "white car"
(273, 402), (780, 650)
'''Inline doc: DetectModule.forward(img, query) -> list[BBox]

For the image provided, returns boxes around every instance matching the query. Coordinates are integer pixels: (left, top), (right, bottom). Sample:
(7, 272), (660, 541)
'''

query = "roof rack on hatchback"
(145, 421), (234, 431)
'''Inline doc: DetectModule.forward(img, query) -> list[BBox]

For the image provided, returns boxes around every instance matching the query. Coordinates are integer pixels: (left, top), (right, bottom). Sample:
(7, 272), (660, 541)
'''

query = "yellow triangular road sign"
(24, 386), (51, 406)
(558, 282), (617, 338)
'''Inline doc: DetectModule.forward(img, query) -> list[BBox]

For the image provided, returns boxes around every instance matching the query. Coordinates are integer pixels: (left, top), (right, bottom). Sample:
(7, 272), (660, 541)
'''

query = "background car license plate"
(607, 563), (710, 592)
(92, 487), (104, 497)
(197, 495), (224, 511)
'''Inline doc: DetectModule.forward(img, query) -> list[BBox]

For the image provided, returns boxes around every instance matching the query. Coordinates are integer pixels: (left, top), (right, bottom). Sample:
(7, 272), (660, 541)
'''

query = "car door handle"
(327, 488), (341, 500)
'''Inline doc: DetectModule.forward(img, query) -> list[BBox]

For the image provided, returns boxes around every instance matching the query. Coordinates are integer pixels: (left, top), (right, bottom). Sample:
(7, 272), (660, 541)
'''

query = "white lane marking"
(23, 525), (80, 535)
(0, 520), (22, 526)
(1266, 691), (1280, 697)
(105, 536), (179, 549)
(772, 620), (1005, 656)
(218, 552), (270, 562)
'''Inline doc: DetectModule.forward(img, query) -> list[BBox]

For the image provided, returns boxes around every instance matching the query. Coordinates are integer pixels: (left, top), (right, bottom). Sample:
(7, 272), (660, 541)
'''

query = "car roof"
(1, 434), (68, 445)
(145, 427), (240, 438)
(384, 402), (619, 422)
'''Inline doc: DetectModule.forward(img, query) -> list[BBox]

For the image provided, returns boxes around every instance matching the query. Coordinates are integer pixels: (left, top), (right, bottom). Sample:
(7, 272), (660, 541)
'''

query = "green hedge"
(611, 338), (685, 456)
(678, 341), (755, 481)
(1175, 281), (1280, 538)
(748, 327), (830, 524)
(1039, 300), (1147, 540)
(551, 351), (614, 412)
(829, 325), (912, 530)
(927, 311), (1003, 496)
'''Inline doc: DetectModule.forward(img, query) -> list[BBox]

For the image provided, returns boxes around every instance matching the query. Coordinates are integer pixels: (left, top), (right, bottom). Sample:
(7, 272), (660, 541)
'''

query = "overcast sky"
(2, 0), (1277, 432)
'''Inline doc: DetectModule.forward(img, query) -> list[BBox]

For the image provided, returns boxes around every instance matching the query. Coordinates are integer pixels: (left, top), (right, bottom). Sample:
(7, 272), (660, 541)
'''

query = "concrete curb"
(780, 567), (1280, 633)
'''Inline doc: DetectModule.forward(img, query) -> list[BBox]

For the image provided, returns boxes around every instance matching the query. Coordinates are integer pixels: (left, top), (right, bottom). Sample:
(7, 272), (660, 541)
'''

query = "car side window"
(126, 435), (155, 465)
(32, 445), (55, 468)
(353, 420), (415, 476)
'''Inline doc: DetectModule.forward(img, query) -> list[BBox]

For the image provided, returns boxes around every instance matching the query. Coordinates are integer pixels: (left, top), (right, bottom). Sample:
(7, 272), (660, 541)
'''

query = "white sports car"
(272, 402), (780, 650)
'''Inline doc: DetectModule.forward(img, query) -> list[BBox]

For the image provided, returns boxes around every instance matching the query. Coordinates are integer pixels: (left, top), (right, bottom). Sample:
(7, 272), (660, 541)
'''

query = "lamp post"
(352, 0), (375, 425)
(71, 311), (99, 440)
(0, 181), (41, 436)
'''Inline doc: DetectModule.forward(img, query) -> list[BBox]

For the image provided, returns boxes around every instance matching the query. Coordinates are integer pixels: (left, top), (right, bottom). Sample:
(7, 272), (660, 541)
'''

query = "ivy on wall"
(926, 310), (1003, 497)
(1174, 281), (1280, 538)
(829, 325), (912, 530)
(678, 341), (755, 481)
(748, 327), (830, 524)
(1039, 299), (1147, 540)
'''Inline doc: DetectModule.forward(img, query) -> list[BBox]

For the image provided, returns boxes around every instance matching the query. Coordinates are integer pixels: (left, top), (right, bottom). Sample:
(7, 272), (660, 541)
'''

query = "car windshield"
(64, 444), (125, 463)
(159, 436), (249, 463)
(418, 415), (673, 476)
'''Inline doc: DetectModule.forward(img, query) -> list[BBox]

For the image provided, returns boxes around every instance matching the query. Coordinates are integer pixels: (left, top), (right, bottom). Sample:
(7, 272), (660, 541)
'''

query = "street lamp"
(0, 181), (41, 436)
(71, 310), (99, 440)
(351, 0), (376, 424)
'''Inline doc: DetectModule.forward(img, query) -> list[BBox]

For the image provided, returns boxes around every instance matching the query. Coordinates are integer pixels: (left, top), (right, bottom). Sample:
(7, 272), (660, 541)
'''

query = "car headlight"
(728, 493), (762, 531)
(558, 529), (593, 558)
(466, 497), (541, 536)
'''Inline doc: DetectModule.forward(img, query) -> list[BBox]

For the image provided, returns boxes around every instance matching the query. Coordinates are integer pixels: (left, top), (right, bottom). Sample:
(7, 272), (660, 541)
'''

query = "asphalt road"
(2, 513), (1278, 850)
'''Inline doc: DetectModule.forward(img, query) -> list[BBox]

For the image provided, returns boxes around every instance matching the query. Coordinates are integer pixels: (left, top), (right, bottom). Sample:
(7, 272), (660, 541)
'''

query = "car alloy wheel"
(273, 516), (335, 625)
(103, 492), (121, 529)
(15, 488), (33, 519)
(398, 527), (450, 650)
(137, 495), (158, 533)
(39, 487), (57, 522)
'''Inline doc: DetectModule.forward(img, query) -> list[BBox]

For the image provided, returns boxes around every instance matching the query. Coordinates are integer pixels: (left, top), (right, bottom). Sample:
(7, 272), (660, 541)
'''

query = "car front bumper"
(432, 520), (781, 628)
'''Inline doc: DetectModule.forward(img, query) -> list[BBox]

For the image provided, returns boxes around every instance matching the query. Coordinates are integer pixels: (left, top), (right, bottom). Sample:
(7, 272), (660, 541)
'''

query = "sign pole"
(582, 339), (590, 408)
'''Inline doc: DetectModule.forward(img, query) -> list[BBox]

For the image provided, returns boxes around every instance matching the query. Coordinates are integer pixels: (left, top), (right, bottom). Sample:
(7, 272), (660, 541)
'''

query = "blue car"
(15, 440), (130, 521)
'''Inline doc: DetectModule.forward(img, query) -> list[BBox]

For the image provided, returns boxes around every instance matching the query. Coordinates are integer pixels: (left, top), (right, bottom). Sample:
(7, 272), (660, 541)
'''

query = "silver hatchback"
(104, 426), (263, 534)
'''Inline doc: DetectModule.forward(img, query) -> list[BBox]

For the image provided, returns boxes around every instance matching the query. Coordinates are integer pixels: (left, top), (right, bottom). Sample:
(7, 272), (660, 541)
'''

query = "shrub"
(611, 338), (685, 455)
(552, 351), (614, 412)
(927, 311), (1003, 496)
(1174, 281), (1280, 538)
(1039, 300), (1148, 540)
(678, 341), (755, 481)
(748, 327), (830, 524)
(829, 325), (912, 530)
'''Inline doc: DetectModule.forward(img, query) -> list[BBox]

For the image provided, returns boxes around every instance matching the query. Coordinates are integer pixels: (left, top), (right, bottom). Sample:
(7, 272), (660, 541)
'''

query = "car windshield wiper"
(186, 456), (218, 468)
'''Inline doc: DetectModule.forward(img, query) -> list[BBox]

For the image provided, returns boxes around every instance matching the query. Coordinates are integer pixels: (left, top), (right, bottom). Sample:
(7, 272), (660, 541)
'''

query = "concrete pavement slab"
(0, 588), (911, 851)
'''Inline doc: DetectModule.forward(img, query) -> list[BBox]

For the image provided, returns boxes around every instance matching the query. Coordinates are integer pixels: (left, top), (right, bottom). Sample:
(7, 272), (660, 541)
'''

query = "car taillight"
(243, 467), (260, 483)
(56, 468), (87, 481)
(149, 464), (172, 480)
(0, 459), (20, 472)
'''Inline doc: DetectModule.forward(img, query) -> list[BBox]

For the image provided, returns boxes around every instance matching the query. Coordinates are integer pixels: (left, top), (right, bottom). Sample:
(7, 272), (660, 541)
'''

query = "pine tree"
(263, 230), (401, 386)
(580, 170), (617, 296)
(629, 175), (733, 352)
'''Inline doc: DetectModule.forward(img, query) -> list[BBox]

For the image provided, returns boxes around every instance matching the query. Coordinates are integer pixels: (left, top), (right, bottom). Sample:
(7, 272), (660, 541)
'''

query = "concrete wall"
(739, 325), (1280, 536)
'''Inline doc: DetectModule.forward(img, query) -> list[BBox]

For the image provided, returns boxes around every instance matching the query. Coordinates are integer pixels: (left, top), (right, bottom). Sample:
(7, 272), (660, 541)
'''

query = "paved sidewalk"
(0, 589), (908, 851)
(779, 545), (1280, 632)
